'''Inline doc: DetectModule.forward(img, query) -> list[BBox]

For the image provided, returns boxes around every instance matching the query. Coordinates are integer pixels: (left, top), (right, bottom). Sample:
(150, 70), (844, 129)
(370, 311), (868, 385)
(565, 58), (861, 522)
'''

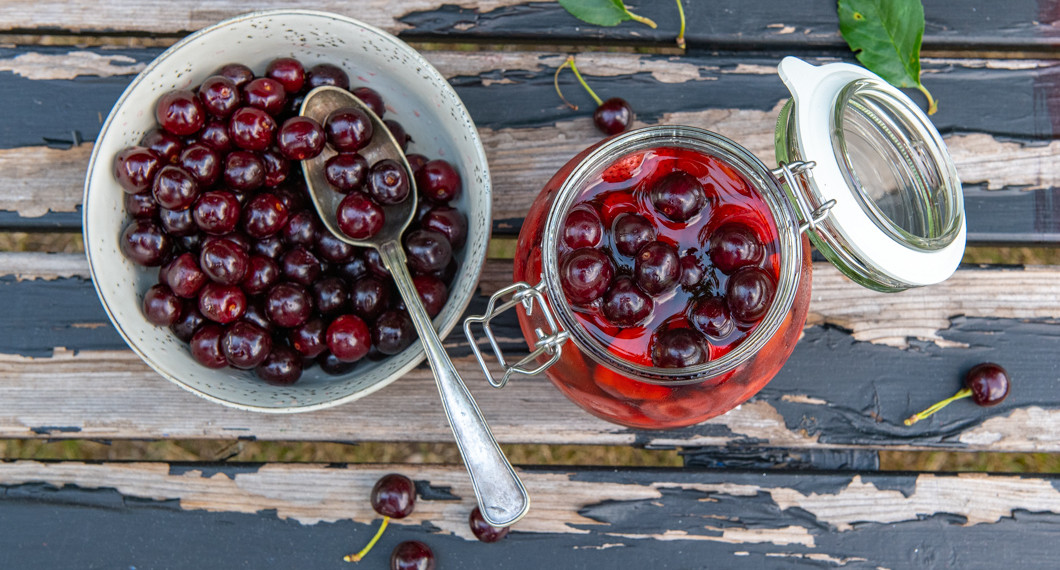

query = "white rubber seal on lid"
(777, 57), (965, 288)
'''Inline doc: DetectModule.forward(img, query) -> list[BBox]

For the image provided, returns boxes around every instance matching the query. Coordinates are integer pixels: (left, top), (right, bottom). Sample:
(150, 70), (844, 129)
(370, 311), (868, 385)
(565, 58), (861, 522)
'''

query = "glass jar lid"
(775, 57), (965, 292)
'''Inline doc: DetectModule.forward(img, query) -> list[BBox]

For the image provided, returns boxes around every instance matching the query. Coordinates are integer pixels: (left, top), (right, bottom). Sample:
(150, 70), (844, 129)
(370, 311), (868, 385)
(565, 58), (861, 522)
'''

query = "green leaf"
(558, 0), (631, 27)
(838, 0), (936, 113)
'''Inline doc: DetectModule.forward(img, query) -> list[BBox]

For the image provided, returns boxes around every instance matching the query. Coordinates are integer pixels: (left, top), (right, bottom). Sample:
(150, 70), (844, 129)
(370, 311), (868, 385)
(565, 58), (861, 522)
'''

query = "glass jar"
(464, 57), (965, 429)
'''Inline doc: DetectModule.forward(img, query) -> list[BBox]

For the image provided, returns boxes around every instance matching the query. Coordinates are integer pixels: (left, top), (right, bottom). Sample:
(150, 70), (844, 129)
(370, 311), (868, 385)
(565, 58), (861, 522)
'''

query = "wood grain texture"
(1, 0), (1056, 52)
(0, 254), (1057, 451)
(2, 461), (1060, 568)
(2, 47), (1059, 241)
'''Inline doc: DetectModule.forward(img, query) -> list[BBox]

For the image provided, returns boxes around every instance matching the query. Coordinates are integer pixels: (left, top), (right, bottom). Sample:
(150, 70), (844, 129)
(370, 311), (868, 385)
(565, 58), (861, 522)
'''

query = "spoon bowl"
(300, 86), (530, 528)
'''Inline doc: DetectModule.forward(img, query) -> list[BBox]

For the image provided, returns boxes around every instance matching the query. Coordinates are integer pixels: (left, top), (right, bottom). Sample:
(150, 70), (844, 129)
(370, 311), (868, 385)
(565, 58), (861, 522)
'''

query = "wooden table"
(2, 2), (1059, 568)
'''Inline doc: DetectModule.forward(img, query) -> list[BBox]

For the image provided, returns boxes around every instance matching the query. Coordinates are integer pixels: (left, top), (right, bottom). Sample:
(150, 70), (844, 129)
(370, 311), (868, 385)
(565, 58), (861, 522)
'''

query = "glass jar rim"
(541, 125), (804, 384)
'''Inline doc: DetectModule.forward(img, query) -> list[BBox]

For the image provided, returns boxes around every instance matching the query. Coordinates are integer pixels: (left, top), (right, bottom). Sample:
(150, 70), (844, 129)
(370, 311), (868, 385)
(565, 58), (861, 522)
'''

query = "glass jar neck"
(541, 125), (804, 385)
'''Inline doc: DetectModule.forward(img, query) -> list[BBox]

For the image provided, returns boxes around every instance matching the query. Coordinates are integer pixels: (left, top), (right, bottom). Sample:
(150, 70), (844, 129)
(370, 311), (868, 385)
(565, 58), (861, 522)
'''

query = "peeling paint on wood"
(0, 50), (145, 80)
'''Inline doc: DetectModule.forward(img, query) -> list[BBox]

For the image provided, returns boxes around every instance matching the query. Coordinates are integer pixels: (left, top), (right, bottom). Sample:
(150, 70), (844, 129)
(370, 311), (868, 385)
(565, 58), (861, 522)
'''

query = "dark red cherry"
(222, 321), (272, 369)
(406, 153), (429, 175)
(156, 89), (205, 136)
(679, 253), (707, 290)
(350, 277), (391, 321)
(114, 146), (161, 193)
(241, 255), (280, 296)
(651, 171), (706, 222)
(289, 318), (328, 358)
(141, 127), (183, 164)
(652, 327), (708, 368)
(197, 75), (241, 117)
(372, 309), (415, 355)
(125, 191), (159, 219)
(198, 282), (246, 324)
(260, 148), (289, 187)
(368, 159), (411, 205)
(306, 63), (350, 90)
(277, 117), (325, 160)
(315, 232), (356, 263)
(364, 248), (391, 278)
(190, 323), (227, 368)
(193, 190), (241, 235)
(324, 153), (369, 192)
(634, 241), (680, 295)
(562, 206), (603, 249)
(317, 350), (358, 375)
(216, 63), (254, 88)
(142, 284), (182, 326)
(205, 231), (250, 252)
(469, 507), (510, 543)
(265, 282), (312, 328)
(241, 298), (274, 332)
(159, 207), (197, 237)
(282, 210), (320, 247)
(326, 314), (371, 362)
(325, 107), (373, 153)
(265, 57), (305, 94)
(170, 301), (205, 342)
(602, 275), (653, 327)
(371, 473), (416, 518)
(404, 230), (452, 274)
(336, 255), (368, 282)
(223, 150), (266, 192)
(966, 363), (1011, 406)
(612, 213), (655, 257)
(337, 193), (384, 239)
(251, 235), (285, 260)
(384, 119), (411, 152)
(228, 107), (276, 151)
(272, 184), (307, 213)
(178, 143), (221, 187)
(352, 87), (385, 117)
(709, 223), (764, 274)
(152, 165), (199, 211)
(281, 246), (322, 286)
(412, 275), (448, 318)
(690, 296), (734, 339)
(560, 248), (614, 305)
(120, 219), (170, 266)
(415, 159), (461, 203)
(421, 206), (468, 250)
(312, 277), (349, 315)
(726, 266), (775, 324)
(161, 252), (207, 298)
(243, 77), (287, 116)
(256, 343), (303, 385)
(198, 119), (233, 152)
(593, 97), (633, 135)
(242, 193), (289, 239)
(200, 239), (249, 285)
(176, 233), (204, 254)
(390, 541), (434, 570)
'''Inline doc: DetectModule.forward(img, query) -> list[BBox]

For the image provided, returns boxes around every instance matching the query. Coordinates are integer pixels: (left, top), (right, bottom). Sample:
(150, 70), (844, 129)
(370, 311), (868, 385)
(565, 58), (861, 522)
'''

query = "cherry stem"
(567, 57), (603, 107)
(917, 83), (938, 115)
(675, 0), (686, 49)
(343, 516), (390, 563)
(904, 387), (971, 426)
(553, 57), (578, 110)
(623, 6), (657, 29)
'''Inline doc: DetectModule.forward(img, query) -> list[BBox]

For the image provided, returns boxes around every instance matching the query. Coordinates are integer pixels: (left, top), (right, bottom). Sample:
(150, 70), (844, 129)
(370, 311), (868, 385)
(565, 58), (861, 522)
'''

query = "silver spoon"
(300, 86), (529, 527)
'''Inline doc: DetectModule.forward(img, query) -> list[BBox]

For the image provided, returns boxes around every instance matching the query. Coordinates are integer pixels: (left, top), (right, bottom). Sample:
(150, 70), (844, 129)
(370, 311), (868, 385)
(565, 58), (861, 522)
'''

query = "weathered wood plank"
(2, 47), (1059, 241)
(0, 253), (1057, 451)
(2, 461), (1060, 568)
(1, 0), (1056, 53)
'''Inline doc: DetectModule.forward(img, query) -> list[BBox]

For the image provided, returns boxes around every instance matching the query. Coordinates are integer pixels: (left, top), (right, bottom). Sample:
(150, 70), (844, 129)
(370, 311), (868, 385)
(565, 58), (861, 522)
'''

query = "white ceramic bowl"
(83, 10), (491, 412)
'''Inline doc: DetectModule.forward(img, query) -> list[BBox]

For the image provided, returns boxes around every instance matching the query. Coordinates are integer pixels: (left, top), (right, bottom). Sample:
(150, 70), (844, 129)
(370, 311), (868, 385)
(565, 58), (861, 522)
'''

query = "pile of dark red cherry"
(558, 147), (780, 368)
(114, 58), (467, 385)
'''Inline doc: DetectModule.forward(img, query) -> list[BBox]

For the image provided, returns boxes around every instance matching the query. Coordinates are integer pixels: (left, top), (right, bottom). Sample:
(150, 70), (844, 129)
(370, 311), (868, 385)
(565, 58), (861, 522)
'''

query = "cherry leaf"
(557, 0), (632, 27)
(838, 0), (937, 113)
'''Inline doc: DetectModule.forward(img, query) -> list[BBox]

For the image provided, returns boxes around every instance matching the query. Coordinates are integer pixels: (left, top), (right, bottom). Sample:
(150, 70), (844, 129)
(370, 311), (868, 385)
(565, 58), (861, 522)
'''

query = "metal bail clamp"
(772, 160), (836, 234)
(463, 281), (569, 389)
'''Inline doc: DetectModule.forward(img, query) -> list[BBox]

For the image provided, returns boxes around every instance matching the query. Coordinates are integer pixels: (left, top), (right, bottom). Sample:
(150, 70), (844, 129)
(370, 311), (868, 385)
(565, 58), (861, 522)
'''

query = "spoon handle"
(378, 240), (530, 527)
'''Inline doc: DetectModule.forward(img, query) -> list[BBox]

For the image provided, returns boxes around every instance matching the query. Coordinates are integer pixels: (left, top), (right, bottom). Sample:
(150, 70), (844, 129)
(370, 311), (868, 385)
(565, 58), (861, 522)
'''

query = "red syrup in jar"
(512, 141), (806, 430)
(558, 147), (782, 367)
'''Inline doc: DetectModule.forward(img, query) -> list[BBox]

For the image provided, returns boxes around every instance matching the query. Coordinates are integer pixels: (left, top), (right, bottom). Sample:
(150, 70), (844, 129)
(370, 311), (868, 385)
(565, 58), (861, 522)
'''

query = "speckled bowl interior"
(83, 10), (491, 412)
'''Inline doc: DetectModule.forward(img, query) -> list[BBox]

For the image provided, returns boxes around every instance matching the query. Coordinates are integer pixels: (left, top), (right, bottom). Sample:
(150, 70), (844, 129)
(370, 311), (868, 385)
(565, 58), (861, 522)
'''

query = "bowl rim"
(82, 9), (492, 413)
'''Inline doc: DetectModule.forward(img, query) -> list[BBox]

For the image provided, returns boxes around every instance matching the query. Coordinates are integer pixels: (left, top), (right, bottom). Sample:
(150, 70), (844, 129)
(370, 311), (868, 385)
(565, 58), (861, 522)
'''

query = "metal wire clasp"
(463, 281), (569, 389)
(773, 161), (835, 234)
